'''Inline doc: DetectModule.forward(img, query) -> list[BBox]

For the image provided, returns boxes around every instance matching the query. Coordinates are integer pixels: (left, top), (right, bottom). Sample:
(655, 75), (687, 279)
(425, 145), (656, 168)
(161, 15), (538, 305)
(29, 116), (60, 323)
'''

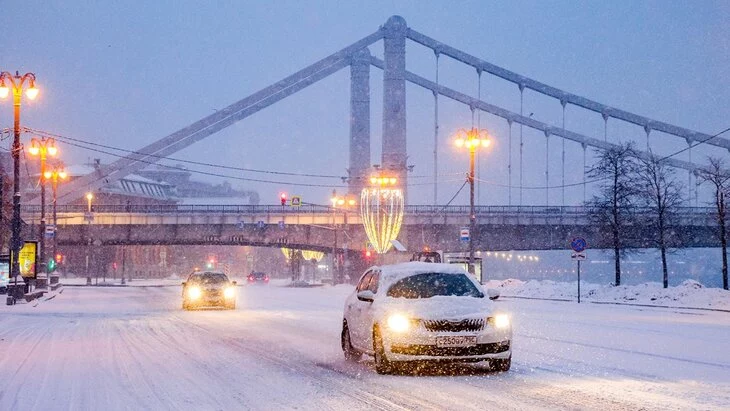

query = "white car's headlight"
(492, 314), (510, 329)
(224, 287), (236, 299)
(187, 286), (202, 300)
(386, 314), (412, 333)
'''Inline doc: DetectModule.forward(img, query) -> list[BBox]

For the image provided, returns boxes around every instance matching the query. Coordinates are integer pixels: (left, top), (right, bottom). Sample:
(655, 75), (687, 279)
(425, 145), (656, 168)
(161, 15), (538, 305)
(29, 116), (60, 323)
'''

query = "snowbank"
(485, 278), (730, 310)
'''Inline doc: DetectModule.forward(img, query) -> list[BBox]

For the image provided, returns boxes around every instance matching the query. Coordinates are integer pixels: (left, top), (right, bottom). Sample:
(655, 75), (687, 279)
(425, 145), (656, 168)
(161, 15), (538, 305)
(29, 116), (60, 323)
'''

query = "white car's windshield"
(386, 273), (484, 299)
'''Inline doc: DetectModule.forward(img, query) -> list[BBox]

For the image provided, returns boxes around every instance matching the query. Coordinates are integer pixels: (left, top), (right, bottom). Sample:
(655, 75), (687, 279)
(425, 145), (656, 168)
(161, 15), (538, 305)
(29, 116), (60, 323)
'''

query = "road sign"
(460, 227), (470, 242)
(237, 221), (245, 230)
(290, 196), (302, 207)
(257, 220), (265, 229)
(570, 237), (587, 253)
(278, 220), (285, 230)
(45, 225), (55, 238)
(571, 252), (586, 260)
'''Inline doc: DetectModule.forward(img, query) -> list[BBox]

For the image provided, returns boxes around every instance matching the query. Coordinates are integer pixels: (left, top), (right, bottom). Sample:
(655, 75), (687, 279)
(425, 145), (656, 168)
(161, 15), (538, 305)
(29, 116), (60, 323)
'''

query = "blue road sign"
(278, 220), (285, 230)
(257, 220), (265, 229)
(571, 237), (587, 253)
(237, 221), (245, 230)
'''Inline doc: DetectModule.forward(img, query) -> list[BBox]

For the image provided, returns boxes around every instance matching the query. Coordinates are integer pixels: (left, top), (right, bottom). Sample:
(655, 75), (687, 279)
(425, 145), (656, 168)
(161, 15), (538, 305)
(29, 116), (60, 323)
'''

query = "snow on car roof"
(377, 261), (471, 286)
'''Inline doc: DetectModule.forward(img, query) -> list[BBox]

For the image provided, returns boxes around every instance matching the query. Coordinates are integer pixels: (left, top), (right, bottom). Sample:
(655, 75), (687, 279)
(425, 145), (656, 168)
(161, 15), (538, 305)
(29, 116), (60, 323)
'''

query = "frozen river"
(1, 283), (728, 410)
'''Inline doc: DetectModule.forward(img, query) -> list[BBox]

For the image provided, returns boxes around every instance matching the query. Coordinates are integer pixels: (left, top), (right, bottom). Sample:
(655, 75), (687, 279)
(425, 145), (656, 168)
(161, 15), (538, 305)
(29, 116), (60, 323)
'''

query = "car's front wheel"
(490, 356), (511, 372)
(373, 326), (393, 374)
(341, 321), (362, 362)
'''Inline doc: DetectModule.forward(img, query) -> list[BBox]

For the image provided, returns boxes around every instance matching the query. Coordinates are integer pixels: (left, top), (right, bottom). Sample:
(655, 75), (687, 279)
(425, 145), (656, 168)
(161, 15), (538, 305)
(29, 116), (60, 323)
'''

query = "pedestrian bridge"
(22, 204), (721, 251)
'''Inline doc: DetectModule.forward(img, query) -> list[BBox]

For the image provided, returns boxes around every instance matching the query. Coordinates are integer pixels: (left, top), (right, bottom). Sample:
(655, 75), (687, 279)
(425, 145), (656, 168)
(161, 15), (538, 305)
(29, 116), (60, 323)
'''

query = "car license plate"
(436, 336), (477, 348)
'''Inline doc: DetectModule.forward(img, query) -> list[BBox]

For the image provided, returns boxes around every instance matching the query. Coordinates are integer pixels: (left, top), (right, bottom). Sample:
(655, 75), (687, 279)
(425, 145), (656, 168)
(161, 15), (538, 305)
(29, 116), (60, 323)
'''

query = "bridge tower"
(381, 15), (408, 201)
(348, 48), (371, 196)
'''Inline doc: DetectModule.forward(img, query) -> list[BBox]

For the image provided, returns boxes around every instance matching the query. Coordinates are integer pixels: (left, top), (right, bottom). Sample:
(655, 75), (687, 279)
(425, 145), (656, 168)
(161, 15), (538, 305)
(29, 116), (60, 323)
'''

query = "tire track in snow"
(172, 314), (432, 411)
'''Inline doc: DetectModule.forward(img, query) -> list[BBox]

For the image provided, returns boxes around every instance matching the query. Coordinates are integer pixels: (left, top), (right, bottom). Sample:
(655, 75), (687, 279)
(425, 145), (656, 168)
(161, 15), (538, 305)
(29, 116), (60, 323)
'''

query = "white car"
(341, 262), (512, 374)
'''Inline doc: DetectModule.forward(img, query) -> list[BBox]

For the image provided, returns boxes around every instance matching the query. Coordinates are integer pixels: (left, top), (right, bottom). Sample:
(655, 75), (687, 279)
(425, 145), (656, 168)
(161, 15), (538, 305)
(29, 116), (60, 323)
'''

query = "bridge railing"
(21, 204), (717, 217)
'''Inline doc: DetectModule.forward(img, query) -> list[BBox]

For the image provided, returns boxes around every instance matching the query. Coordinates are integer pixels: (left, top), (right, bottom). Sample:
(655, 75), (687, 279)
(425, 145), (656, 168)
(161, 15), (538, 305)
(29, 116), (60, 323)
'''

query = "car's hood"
(378, 296), (494, 320)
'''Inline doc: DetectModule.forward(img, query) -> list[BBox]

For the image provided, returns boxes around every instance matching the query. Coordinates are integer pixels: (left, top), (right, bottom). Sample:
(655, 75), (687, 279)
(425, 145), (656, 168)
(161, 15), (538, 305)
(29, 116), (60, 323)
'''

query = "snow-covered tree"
(586, 142), (640, 286)
(697, 157), (730, 290)
(634, 152), (684, 288)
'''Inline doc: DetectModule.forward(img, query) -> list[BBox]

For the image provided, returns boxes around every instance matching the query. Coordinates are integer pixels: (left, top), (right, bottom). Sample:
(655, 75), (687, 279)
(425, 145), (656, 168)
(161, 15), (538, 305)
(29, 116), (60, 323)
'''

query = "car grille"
(423, 318), (485, 332)
(391, 341), (510, 357)
(204, 288), (222, 297)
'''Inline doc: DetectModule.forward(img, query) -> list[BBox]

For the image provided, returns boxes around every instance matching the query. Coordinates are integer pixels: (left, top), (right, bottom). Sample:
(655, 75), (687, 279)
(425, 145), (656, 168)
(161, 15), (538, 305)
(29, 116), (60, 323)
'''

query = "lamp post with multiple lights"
(43, 165), (67, 272)
(330, 191), (356, 284)
(28, 137), (57, 277)
(453, 128), (492, 275)
(0, 71), (39, 298)
(85, 192), (94, 286)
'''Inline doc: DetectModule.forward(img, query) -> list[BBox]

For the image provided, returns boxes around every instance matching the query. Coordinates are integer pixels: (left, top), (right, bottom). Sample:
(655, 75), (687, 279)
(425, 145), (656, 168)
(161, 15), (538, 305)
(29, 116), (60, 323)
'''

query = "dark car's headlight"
(224, 287), (236, 299)
(187, 286), (202, 300)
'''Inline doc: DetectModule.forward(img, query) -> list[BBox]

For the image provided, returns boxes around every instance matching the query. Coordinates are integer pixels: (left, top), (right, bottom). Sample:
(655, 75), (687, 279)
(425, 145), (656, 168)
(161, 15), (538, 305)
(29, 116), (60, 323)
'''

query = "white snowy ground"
(485, 279), (730, 310)
(1, 282), (729, 410)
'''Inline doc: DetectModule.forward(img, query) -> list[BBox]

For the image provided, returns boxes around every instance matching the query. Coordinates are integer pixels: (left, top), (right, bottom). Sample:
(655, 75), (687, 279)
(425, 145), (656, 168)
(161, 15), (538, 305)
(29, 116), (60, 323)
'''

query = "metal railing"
(20, 204), (717, 217)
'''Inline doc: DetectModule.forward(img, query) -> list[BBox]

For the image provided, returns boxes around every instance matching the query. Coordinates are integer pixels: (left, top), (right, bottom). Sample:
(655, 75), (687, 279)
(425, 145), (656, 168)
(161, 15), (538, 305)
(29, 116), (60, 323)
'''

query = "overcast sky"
(2, 0), (728, 206)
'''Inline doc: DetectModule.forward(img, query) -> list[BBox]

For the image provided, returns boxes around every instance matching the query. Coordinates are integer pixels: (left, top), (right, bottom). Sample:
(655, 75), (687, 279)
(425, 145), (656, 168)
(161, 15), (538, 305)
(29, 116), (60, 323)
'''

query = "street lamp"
(330, 191), (357, 284)
(28, 137), (57, 278)
(85, 192), (93, 285)
(453, 128), (492, 275)
(0, 71), (38, 297)
(43, 164), (67, 273)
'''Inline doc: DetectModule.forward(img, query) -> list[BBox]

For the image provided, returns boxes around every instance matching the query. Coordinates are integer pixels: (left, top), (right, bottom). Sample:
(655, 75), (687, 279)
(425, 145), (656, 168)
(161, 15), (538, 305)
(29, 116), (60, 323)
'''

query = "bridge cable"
(519, 85), (524, 205)
(433, 51), (440, 206)
(35, 133), (463, 189)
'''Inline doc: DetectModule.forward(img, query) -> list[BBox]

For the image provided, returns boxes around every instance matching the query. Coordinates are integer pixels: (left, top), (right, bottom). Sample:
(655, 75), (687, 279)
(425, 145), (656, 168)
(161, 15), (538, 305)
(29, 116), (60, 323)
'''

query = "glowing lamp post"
(43, 165), (67, 276)
(85, 192), (94, 286)
(453, 128), (492, 275)
(0, 71), (38, 296)
(29, 137), (58, 277)
(360, 175), (404, 255)
(330, 192), (357, 284)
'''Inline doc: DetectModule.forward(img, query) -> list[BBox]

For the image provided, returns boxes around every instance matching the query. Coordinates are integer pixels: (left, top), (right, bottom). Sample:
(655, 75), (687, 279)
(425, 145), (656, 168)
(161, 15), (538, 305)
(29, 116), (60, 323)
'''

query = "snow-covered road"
(1, 284), (728, 410)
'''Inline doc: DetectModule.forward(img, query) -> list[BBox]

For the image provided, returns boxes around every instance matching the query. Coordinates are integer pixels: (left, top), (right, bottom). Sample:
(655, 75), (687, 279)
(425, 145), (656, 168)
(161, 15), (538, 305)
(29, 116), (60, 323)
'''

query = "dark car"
(182, 271), (237, 310)
(247, 271), (269, 285)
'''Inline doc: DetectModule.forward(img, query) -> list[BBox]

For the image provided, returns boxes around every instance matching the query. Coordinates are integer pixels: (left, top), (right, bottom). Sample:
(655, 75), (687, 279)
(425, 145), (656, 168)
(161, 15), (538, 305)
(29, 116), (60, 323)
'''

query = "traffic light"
(112, 262), (118, 271)
(55, 253), (63, 264)
(206, 255), (217, 269)
(48, 258), (56, 272)
(280, 192), (287, 206)
(364, 249), (372, 259)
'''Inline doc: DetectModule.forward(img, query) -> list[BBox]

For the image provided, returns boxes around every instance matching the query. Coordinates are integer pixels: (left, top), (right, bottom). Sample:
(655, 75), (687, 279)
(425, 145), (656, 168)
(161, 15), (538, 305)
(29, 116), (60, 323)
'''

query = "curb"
(501, 295), (730, 313)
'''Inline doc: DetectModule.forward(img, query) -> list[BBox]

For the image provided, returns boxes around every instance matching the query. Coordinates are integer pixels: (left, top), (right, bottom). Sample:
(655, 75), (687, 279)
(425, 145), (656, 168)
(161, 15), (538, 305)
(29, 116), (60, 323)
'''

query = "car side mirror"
(231, 281), (237, 286)
(357, 290), (375, 302)
(487, 288), (500, 300)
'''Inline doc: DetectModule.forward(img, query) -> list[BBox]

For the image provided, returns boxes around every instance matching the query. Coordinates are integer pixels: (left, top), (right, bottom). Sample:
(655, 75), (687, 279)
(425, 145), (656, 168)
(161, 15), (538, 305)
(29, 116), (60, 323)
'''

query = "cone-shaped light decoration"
(360, 176), (404, 254)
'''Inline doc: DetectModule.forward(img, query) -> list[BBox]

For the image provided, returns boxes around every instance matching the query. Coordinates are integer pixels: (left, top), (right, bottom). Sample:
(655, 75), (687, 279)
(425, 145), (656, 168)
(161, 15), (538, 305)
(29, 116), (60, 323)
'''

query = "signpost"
(45, 224), (56, 238)
(459, 227), (470, 243)
(570, 238), (587, 303)
(290, 196), (302, 207)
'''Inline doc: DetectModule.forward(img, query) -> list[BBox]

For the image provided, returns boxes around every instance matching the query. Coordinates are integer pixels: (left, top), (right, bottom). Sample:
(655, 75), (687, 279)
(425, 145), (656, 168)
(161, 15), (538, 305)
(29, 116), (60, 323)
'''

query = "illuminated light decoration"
(360, 176), (404, 254)
(281, 248), (324, 262)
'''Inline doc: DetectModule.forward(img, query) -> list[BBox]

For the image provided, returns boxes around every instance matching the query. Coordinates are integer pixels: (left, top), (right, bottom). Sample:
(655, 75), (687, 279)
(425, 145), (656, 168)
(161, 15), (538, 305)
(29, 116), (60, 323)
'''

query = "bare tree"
(634, 152), (684, 288)
(697, 157), (730, 290)
(586, 142), (640, 286)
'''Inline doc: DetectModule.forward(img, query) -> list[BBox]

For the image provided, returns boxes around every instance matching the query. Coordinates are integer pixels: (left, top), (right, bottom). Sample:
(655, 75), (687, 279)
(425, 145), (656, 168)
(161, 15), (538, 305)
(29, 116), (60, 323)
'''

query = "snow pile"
(485, 278), (730, 310)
